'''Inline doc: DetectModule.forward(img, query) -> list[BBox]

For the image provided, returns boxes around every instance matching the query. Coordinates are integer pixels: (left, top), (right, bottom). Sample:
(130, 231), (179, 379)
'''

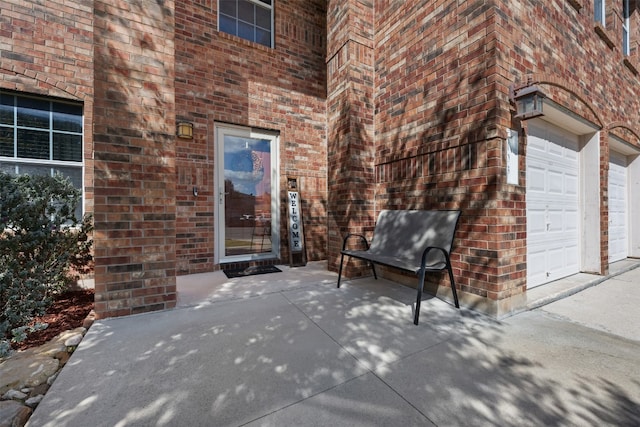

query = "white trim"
(623, 0), (630, 56)
(594, 0), (606, 26)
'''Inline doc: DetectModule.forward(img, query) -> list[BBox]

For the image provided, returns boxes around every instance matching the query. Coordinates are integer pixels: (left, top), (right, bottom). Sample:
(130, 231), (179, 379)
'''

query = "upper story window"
(0, 92), (84, 215)
(623, 0), (630, 55)
(594, 0), (606, 25)
(219, 0), (273, 48)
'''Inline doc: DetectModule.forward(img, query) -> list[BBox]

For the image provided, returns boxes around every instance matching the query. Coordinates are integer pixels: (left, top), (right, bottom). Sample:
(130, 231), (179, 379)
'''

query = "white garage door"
(526, 121), (580, 288)
(608, 152), (628, 263)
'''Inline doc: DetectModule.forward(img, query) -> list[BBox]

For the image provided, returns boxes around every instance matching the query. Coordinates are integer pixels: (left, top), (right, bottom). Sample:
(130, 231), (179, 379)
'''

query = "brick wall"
(0, 0), (94, 211)
(367, 1), (521, 304)
(363, 0), (640, 312)
(326, 0), (377, 277)
(174, 0), (328, 273)
(92, 1), (177, 317)
(498, 0), (640, 279)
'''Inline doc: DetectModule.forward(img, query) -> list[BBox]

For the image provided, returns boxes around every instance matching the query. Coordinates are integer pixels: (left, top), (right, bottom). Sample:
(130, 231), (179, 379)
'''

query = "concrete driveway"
(28, 262), (640, 426)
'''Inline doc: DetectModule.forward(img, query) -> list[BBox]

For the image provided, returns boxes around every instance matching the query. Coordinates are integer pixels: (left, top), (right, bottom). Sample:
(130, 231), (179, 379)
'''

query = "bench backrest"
(369, 210), (461, 266)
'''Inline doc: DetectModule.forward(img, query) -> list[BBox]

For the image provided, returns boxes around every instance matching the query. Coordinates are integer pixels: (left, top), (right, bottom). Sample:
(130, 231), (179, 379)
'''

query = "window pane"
(258, 0), (271, 5)
(256, 28), (271, 47)
(220, 0), (236, 15)
(0, 162), (16, 174)
(53, 103), (82, 132)
(594, 0), (604, 24)
(17, 128), (49, 159)
(53, 133), (82, 162)
(53, 165), (82, 189)
(0, 127), (13, 157)
(238, 0), (254, 24)
(256, 6), (270, 29)
(0, 94), (14, 125)
(220, 14), (236, 35)
(16, 162), (51, 177)
(238, 21), (254, 41)
(53, 165), (83, 218)
(17, 97), (50, 129)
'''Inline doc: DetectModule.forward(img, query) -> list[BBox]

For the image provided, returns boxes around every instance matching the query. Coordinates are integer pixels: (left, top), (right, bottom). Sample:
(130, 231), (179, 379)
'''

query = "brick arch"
(607, 123), (640, 146)
(516, 73), (605, 130)
(0, 65), (88, 102)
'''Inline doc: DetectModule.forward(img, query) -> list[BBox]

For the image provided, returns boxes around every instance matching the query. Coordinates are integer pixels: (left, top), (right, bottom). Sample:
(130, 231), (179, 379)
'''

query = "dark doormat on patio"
(223, 265), (282, 279)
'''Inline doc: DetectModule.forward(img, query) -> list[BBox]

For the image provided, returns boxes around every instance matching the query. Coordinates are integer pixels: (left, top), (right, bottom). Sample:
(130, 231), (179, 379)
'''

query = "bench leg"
(337, 253), (345, 288)
(447, 262), (459, 308)
(414, 269), (427, 325)
(370, 262), (377, 280)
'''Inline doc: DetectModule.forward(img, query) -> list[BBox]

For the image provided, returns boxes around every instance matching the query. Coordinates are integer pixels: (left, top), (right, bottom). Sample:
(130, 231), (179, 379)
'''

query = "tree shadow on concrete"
(28, 279), (640, 426)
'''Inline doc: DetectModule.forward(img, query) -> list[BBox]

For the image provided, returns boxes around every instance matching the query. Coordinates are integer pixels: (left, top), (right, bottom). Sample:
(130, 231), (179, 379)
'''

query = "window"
(623, 0), (630, 55)
(0, 92), (84, 215)
(219, 0), (273, 47)
(594, 0), (606, 25)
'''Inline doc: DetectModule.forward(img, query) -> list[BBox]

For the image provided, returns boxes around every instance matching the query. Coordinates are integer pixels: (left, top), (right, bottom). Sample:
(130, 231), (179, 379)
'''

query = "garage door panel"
(548, 171), (564, 194)
(547, 247), (566, 271)
(528, 166), (546, 193)
(564, 209), (578, 232)
(565, 174), (578, 196)
(528, 209), (547, 236)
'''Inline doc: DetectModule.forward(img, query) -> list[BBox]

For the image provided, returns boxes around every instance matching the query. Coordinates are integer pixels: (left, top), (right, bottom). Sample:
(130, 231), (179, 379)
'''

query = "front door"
(215, 124), (279, 263)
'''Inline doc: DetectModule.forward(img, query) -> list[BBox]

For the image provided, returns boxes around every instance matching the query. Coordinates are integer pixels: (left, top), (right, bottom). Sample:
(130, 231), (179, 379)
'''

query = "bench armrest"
(420, 246), (450, 269)
(342, 233), (370, 251)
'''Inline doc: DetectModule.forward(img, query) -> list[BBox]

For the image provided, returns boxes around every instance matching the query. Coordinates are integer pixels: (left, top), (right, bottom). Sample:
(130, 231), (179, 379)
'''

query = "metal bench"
(337, 209), (461, 325)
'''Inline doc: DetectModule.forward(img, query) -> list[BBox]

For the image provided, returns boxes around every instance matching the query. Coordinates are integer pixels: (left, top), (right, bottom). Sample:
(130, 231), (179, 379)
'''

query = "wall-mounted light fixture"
(176, 122), (194, 139)
(509, 84), (546, 120)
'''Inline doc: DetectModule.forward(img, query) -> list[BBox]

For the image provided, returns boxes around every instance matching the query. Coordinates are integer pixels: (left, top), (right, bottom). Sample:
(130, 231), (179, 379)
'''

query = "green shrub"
(0, 172), (93, 356)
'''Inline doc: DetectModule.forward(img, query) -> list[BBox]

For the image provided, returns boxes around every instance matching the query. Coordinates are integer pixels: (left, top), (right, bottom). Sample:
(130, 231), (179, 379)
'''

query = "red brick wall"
(326, 0), (377, 277)
(0, 0), (95, 211)
(174, 0), (328, 273)
(368, 1), (520, 301)
(496, 0), (640, 279)
(364, 0), (640, 306)
(92, 1), (177, 317)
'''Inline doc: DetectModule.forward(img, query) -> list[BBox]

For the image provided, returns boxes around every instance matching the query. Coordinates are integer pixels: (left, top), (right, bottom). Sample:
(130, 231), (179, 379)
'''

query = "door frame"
(214, 123), (280, 264)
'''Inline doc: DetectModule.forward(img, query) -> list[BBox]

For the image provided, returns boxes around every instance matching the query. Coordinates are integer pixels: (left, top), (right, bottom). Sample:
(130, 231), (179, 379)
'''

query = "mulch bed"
(10, 289), (95, 351)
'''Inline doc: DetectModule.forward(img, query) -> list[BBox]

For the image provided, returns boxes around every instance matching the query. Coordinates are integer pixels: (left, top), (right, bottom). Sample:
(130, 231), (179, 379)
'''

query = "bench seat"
(337, 209), (461, 325)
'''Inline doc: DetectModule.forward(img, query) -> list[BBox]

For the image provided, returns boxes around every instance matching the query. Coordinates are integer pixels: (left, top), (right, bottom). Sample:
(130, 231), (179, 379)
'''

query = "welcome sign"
(287, 191), (303, 252)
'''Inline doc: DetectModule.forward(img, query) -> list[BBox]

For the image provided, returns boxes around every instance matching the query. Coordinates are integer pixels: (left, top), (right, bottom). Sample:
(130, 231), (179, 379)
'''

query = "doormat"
(223, 265), (282, 279)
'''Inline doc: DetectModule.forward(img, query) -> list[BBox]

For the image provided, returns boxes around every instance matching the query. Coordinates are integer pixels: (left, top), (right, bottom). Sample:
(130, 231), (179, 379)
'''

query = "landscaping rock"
(0, 317), (92, 426)
(0, 400), (31, 427)
(1, 390), (26, 401)
(25, 395), (43, 408)
(0, 355), (59, 395)
(63, 333), (83, 348)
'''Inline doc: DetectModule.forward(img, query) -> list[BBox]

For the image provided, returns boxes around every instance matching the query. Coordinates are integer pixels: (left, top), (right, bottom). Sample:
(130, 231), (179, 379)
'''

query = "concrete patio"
(28, 261), (640, 426)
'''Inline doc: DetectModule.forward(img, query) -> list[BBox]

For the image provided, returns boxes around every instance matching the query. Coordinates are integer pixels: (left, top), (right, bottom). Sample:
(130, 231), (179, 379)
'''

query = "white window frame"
(594, 0), (606, 26)
(218, 0), (274, 48)
(623, 0), (630, 56)
(0, 92), (85, 216)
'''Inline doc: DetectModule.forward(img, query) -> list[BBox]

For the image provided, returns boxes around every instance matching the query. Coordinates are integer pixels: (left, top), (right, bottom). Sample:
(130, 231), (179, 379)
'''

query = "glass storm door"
(216, 125), (278, 263)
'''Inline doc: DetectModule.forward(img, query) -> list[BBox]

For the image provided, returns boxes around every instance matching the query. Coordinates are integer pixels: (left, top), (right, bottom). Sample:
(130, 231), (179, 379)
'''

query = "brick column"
(92, 1), (177, 317)
(326, 1), (375, 274)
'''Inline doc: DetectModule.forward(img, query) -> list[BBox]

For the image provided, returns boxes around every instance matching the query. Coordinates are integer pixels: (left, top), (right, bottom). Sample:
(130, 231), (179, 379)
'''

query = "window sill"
(623, 58), (639, 75)
(566, 0), (583, 12)
(594, 23), (616, 50)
